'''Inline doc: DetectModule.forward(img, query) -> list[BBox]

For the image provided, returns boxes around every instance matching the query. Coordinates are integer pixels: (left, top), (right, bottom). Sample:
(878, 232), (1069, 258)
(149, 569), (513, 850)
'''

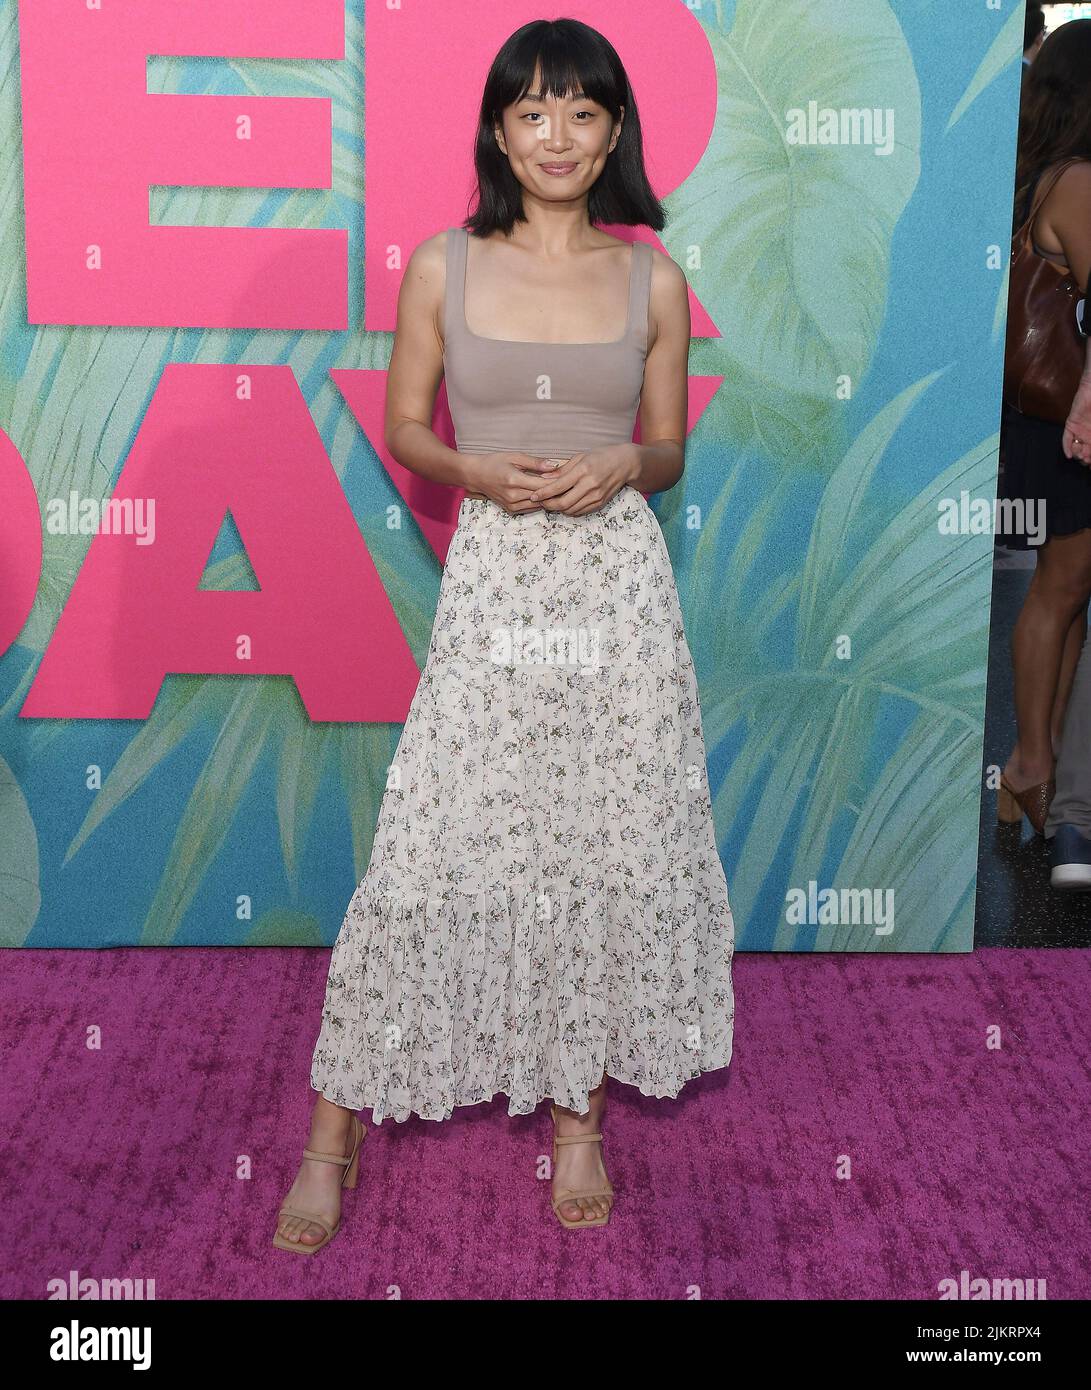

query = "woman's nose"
(539, 118), (573, 150)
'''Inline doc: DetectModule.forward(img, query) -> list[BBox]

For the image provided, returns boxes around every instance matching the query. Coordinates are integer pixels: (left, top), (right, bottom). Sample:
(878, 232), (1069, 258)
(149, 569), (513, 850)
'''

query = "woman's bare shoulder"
(644, 240), (686, 276)
(405, 229), (450, 281)
(1042, 157), (1091, 206)
(1038, 159), (1091, 231)
(397, 231), (450, 345)
(645, 243), (689, 350)
(1037, 160), (1091, 284)
(646, 242), (688, 301)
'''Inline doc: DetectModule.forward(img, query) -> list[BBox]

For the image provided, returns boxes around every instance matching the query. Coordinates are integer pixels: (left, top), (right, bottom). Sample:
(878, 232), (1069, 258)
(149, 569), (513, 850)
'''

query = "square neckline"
(456, 227), (637, 348)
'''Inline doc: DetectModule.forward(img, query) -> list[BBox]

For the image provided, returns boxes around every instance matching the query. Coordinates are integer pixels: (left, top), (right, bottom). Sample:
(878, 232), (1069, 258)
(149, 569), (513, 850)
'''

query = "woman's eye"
(522, 110), (596, 122)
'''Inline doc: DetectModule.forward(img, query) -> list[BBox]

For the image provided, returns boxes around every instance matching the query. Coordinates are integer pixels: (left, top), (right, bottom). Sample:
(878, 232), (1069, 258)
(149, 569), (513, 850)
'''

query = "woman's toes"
(276, 1213), (325, 1244)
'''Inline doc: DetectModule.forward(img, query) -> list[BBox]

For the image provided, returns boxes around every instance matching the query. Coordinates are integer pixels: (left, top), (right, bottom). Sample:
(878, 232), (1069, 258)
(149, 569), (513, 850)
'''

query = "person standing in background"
(996, 19), (1091, 857)
(1023, 3), (1046, 84)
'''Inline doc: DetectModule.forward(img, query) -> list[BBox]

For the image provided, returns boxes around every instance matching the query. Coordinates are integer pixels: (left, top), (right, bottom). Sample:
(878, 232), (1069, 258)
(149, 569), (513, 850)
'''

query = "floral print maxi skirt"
(309, 485), (736, 1122)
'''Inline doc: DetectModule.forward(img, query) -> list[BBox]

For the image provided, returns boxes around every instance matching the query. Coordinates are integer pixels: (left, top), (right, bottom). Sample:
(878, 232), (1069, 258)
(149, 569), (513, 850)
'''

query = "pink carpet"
(3, 947), (1088, 1300)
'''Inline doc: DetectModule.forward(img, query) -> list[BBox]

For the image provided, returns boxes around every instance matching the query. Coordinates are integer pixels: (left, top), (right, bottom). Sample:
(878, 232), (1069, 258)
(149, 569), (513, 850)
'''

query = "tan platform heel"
(998, 770), (1056, 836)
(273, 1113), (366, 1256)
(550, 1104), (614, 1229)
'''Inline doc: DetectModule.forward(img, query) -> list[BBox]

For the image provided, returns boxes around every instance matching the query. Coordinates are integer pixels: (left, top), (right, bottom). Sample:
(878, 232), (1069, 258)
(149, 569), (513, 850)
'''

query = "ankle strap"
(554, 1132), (604, 1146)
(302, 1148), (351, 1166)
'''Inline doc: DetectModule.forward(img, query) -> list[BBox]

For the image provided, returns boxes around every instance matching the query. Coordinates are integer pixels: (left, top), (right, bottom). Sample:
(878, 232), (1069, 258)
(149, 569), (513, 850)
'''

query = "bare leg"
(1004, 529), (1091, 792)
(551, 1076), (612, 1224)
(275, 1095), (358, 1248)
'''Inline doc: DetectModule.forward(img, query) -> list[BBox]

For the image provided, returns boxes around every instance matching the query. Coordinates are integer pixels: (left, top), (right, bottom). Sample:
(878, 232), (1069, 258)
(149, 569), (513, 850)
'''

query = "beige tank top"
(442, 225), (653, 460)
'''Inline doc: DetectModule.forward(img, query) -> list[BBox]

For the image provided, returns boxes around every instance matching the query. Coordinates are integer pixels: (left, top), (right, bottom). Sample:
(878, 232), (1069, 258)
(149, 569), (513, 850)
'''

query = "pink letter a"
(22, 366), (419, 721)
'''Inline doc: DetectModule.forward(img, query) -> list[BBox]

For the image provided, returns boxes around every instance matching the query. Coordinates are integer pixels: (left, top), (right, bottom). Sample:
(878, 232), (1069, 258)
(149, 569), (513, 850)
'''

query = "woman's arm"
(383, 233), (478, 490)
(622, 250), (691, 494)
(1044, 162), (1091, 464)
(1044, 160), (1091, 293)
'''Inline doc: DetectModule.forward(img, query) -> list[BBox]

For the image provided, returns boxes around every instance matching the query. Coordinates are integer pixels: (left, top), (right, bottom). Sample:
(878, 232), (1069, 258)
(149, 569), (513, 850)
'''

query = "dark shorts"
(997, 401), (1091, 550)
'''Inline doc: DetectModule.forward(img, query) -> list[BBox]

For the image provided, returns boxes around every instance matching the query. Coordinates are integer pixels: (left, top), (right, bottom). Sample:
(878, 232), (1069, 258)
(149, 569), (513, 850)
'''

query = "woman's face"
(494, 65), (622, 204)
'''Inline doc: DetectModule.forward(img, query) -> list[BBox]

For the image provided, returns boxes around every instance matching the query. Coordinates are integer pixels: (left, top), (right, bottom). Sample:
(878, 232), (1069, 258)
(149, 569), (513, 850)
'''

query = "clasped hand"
(467, 445), (635, 517)
(1064, 377), (1091, 466)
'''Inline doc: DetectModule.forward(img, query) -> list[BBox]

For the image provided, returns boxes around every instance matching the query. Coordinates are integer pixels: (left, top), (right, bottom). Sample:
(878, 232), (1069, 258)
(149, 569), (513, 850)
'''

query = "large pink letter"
(19, 0), (345, 329)
(22, 365), (419, 721)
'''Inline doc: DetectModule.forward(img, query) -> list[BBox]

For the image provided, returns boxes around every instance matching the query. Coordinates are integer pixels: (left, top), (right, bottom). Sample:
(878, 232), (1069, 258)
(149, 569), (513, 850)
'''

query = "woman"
(997, 17), (1091, 837)
(274, 17), (735, 1251)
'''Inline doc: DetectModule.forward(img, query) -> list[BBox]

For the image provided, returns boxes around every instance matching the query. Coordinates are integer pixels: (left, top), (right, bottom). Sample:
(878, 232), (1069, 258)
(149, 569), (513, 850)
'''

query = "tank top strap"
(445, 225), (469, 339)
(628, 240), (653, 349)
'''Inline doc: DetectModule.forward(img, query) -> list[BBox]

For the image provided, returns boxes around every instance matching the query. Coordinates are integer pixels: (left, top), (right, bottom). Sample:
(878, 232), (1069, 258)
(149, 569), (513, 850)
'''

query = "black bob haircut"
(463, 17), (666, 238)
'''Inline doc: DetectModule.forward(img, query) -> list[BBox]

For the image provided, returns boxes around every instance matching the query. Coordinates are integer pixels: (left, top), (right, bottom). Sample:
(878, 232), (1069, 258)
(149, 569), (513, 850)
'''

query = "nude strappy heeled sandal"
(273, 1114), (366, 1255)
(550, 1104), (614, 1229)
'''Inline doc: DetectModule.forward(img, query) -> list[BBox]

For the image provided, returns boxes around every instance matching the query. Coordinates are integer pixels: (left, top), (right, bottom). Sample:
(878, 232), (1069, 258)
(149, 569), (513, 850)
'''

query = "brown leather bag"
(1003, 156), (1088, 424)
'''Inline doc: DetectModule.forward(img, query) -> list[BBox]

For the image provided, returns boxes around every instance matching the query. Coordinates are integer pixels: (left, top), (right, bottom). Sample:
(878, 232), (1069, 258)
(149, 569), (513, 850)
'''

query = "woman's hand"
(1064, 377), (1091, 467)
(524, 444), (638, 516)
(462, 453), (568, 514)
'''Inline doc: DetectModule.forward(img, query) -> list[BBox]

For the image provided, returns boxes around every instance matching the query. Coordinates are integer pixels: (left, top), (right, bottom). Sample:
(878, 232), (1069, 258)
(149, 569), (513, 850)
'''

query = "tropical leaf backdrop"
(0, 1), (1021, 948)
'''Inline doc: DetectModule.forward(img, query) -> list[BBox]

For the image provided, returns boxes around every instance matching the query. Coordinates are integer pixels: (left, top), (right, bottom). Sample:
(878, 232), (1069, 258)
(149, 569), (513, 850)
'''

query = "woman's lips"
(540, 163), (578, 176)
